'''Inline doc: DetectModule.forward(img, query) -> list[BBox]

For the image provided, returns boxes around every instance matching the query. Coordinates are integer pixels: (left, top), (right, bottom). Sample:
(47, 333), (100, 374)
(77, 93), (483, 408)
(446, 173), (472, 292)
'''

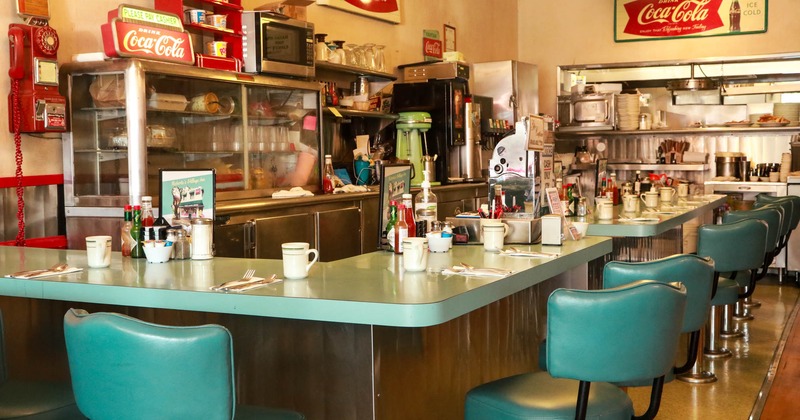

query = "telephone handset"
(7, 22), (65, 133)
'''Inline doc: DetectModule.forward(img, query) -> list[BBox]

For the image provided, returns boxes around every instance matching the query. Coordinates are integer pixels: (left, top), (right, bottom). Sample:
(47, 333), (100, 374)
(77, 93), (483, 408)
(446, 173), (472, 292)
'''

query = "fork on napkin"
(499, 249), (559, 258)
(441, 266), (512, 277)
(211, 274), (282, 292)
(5, 264), (82, 279)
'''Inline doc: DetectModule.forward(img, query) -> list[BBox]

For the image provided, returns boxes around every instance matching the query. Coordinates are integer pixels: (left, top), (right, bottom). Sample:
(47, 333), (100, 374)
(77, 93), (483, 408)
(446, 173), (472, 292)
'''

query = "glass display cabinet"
(60, 59), (322, 248)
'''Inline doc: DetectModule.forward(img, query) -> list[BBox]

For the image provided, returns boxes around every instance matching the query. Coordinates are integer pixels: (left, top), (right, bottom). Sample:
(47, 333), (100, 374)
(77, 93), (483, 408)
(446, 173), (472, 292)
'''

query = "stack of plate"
(616, 94), (640, 130)
(781, 152), (792, 182)
(773, 103), (800, 124)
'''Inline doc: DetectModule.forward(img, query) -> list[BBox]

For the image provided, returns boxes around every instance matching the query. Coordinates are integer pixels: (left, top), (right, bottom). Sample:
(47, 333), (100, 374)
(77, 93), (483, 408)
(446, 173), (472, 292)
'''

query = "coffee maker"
(392, 79), (468, 184)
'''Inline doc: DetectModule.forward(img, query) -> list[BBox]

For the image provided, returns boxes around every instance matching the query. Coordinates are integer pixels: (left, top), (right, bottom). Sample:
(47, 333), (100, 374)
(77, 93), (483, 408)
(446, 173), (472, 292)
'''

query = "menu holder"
(159, 169), (216, 226)
(377, 163), (412, 249)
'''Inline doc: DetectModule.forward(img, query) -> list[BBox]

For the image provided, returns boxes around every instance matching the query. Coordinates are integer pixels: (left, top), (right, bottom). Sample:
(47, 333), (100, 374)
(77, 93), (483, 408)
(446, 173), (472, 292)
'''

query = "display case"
(60, 59), (322, 248)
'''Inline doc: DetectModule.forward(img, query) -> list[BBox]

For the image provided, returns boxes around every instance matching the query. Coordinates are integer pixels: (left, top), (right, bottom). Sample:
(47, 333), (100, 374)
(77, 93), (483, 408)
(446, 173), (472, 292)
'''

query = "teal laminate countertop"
(0, 237), (611, 327)
(585, 194), (726, 237)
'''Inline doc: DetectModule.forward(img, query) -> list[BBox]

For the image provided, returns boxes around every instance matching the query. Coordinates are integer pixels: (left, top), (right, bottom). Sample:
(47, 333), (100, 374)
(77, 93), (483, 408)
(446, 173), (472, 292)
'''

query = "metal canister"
(191, 218), (214, 260)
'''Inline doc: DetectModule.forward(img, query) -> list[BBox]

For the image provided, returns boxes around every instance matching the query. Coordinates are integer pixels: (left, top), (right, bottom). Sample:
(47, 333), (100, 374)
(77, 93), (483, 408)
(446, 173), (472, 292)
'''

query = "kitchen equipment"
(715, 154), (745, 179)
(395, 112), (432, 186)
(242, 11), (315, 78)
(402, 61), (470, 82)
(557, 92), (615, 131)
(392, 79), (467, 184)
(472, 60), (538, 124)
(461, 96), (483, 181)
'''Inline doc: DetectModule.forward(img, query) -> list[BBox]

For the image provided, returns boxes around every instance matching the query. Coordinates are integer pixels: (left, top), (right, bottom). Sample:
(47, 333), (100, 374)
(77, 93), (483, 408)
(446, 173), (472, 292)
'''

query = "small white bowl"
(143, 245), (173, 263)
(428, 235), (452, 253)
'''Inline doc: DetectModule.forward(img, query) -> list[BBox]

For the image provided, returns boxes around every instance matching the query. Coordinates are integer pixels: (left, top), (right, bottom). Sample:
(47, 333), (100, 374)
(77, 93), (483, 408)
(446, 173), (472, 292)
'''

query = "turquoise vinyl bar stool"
(723, 205), (783, 322)
(696, 219), (768, 360)
(63, 309), (304, 420)
(465, 281), (687, 420)
(755, 194), (800, 254)
(603, 254), (716, 384)
(0, 310), (83, 420)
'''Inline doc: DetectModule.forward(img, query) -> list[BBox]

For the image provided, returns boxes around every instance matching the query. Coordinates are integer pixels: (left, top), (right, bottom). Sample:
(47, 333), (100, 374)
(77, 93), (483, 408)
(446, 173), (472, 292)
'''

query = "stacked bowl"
(615, 94), (640, 130)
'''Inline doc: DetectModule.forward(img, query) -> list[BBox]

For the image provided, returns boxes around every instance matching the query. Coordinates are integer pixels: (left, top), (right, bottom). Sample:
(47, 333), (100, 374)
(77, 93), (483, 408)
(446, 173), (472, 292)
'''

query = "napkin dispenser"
(445, 217), (542, 244)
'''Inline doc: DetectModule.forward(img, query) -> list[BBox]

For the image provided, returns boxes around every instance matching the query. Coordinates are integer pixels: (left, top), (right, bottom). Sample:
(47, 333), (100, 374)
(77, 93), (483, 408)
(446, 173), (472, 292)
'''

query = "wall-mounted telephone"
(8, 22), (66, 133)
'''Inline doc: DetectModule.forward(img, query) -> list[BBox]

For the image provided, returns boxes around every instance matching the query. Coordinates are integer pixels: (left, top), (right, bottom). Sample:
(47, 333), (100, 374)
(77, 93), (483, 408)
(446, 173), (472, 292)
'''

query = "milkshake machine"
(395, 112), (432, 186)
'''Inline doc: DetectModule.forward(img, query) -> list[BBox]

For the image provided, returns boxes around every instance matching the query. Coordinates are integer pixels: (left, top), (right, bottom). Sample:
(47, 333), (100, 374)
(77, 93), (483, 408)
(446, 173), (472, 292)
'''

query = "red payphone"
(8, 18), (66, 133)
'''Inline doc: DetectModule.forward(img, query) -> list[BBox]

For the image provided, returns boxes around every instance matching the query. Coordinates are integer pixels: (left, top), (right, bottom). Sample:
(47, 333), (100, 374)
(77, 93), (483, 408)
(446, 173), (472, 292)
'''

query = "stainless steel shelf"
(570, 163), (708, 171)
(322, 107), (398, 120)
(316, 62), (396, 81)
(556, 126), (800, 138)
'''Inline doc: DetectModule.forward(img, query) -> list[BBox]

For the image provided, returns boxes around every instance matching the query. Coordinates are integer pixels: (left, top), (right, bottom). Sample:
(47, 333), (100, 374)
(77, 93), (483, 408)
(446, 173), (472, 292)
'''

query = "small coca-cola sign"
(423, 37), (442, 60)
(102, 19), (194, 65)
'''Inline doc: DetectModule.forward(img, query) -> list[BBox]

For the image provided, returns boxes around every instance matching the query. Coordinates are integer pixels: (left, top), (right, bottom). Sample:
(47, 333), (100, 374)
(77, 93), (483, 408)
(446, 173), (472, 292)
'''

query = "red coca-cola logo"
(423, 38), (442, 58)
(623, 0), (723, 37)
(104, 20), (194, 64)
(344, 0), (398, 13)
(122, 29), (187, 59)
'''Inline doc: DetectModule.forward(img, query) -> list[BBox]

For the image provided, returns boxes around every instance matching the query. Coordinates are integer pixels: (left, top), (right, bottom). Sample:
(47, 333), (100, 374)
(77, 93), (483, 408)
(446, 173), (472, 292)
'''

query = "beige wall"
(2, 0), (797, 177)
(519, 0), (800, 116)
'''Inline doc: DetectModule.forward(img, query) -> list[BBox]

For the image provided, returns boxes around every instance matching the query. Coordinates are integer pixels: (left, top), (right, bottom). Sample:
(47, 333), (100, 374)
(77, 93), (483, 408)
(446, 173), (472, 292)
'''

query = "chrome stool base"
(732, 313), (754, 321)
(677, 370), (717, 384)
(743, 300), (762, 308)
(704, 347), (732, 359)
(719, 329), (744, 339)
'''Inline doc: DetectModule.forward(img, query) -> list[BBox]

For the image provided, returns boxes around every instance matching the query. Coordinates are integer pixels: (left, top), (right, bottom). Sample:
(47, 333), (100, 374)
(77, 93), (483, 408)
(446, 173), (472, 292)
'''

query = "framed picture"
(317, 0), (401, 24)
(527, 114), (545, 151)
(377, 163), (412, 247)
(159, 169), (216, 226)
(444, 24), (456, 52)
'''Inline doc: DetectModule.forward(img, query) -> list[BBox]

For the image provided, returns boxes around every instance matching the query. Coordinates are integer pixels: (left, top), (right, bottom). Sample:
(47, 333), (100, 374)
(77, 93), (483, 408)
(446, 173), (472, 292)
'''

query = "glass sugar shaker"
(191, 218), (214, 260)
(577, 197), (588, 217)
(170, 228), (191, 260)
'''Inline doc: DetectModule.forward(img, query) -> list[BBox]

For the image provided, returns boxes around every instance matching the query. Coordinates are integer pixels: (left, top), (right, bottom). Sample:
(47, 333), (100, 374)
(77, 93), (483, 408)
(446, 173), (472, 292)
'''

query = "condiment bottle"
(323, 154), (335, 194)
(394, 204), (408, 254)
(171, 228), (191, 260)
(141, 196), (155, 227)
(121, 205), (134, 257)
(414, 171), (437, 232)
(190, 218), (213, 260)
(130, 205), (143, 258)
(402, 193), (416, 237)
(492, 184), (504, 219)
(385, 200), (398, 251)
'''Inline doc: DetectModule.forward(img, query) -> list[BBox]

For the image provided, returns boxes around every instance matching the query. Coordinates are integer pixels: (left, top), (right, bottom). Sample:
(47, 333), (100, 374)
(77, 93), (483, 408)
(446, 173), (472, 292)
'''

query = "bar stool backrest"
(63, 308), (236, 420)
(723, 207), (782, 253)
(756, 194), (800, 231)
(603, 254), (714, 333)
(547, 280), (687, 384)
(697, 219), (768, 273)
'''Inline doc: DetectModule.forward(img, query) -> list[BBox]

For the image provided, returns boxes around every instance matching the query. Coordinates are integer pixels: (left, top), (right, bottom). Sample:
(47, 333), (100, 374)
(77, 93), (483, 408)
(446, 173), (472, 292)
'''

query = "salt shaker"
(170, 228), (191, 260)
(191, 218), (213, 260)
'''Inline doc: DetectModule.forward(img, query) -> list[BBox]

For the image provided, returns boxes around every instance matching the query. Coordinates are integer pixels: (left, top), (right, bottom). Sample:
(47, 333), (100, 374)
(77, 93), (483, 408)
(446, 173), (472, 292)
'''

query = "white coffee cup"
(677, 183), (689, 198)
(402, 237), (428, 272)
(483, 224), (509, 252)
(595, 196), (611, 213)
(622, 194), (639, 213)
(86, 235), (112, 268)
(659, 187), (676, 202)
(282, 242), (319, 279)
(597, 202), (614, 220)
(641, 191), (659, 209)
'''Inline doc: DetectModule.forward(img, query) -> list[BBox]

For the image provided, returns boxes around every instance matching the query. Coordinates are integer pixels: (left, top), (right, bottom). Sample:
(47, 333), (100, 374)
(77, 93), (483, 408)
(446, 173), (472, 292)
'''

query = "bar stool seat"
(63, 309), (304, 420)
(466, 281), (687, 420)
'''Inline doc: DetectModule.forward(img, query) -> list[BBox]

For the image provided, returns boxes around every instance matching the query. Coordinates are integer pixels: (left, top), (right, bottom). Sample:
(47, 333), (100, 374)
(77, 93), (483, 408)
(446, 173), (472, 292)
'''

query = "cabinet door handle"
(737, 186), (752, 190)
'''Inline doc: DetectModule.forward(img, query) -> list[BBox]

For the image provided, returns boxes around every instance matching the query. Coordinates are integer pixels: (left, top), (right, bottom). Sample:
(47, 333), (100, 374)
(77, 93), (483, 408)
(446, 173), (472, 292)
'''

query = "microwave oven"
(557, 93), (615, 131)
(242, 12), (315, 78)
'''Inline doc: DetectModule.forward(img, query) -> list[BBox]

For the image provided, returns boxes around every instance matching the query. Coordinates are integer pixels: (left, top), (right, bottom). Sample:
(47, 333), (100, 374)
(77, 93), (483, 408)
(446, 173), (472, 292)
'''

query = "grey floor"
(628, 276), (799, 419)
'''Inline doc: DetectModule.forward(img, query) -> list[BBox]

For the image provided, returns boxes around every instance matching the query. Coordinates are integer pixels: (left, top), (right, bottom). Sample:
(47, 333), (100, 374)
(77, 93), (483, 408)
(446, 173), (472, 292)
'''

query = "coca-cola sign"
(615, 0), (767, 42)
(102, 19), (195, 65)
(423, 38), (443, 60)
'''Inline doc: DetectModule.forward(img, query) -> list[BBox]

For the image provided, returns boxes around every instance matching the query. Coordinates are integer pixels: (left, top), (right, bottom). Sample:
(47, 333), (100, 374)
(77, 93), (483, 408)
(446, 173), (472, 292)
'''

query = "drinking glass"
(345, 43), (357, 66)
(362, 43), (376, 70)
(374, 45), (386, 72)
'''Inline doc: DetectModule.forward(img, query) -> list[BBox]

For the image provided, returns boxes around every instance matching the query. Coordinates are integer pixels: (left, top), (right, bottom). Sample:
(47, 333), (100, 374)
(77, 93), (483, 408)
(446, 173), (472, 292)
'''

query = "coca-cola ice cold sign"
(615, 0), (767, 42)
(102, 20), (195, 65)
